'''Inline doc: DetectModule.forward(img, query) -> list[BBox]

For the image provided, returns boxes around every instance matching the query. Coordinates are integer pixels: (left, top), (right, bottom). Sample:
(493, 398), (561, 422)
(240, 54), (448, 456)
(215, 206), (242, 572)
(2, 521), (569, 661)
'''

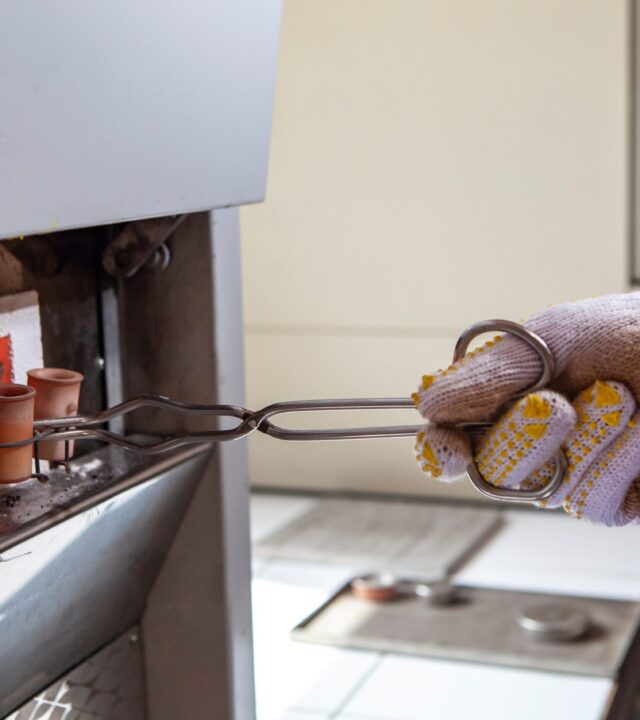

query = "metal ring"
(453, 319), (555, 396)
(453, 319), (566, 504)
(466, 449), (567, 504)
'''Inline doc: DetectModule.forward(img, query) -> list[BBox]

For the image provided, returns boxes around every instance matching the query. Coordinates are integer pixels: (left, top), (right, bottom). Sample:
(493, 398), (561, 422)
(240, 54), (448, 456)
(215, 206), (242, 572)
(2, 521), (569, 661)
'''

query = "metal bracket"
(3, 236), (62, 278)
(102, 215), (185, 279)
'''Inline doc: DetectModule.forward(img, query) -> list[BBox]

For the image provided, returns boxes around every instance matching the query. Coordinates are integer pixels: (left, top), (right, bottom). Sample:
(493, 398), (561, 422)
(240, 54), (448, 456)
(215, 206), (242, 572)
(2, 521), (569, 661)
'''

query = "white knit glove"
(413, 293), (640, 525)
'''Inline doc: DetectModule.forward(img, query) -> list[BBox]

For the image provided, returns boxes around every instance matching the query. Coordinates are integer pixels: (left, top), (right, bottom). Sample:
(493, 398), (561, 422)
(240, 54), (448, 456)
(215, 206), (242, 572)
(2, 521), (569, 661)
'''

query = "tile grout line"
(251, 556), (274, 577)
(327, 653), (387, 720)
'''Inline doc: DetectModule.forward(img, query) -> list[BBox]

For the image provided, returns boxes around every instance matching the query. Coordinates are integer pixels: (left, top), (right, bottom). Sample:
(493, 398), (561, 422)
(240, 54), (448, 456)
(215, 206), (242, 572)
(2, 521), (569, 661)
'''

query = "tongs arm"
(33, 394), (248, 429)
(0, 319), (567, 505)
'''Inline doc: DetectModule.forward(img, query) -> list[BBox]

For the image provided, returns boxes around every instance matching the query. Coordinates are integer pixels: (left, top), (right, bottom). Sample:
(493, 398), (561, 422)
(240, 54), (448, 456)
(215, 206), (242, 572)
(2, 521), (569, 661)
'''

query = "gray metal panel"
(209, 209), (255, 720)
(122, 211), (254, 719)
(0, 442), (209, 553)
(6, 627), (147, 720)
(0, 1), (282, 240)
(0, 448), (208, 717)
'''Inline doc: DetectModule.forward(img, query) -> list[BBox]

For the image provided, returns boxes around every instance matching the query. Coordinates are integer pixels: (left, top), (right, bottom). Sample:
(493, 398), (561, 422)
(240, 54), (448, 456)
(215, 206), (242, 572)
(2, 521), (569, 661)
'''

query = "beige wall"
(240, 0), (629, 497)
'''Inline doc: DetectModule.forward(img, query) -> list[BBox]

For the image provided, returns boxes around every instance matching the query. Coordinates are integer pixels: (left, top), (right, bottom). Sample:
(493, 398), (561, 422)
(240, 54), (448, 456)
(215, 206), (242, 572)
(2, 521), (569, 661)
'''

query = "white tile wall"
(241, 0), (628, 496)
(241, 2), (627, 330)
(245, 333), (479, 499)
(457, 509), (640, 600)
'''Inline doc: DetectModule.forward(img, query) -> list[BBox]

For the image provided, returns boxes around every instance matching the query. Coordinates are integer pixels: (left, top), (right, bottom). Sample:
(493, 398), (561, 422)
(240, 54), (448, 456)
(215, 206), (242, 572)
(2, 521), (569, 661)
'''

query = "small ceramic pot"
(0, 384), (36, 484)
(351, 573), (399, 602)
(27, 368), (84, 462)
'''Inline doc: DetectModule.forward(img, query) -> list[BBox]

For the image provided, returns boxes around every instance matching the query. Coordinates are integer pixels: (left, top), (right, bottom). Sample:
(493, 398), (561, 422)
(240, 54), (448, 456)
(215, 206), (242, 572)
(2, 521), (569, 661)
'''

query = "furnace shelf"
(0, 438), (210, 554)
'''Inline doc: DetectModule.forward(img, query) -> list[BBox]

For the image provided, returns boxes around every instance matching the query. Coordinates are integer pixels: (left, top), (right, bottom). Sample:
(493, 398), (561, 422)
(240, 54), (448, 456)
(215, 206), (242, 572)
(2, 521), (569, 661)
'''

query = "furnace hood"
(0, 0), (282, 240)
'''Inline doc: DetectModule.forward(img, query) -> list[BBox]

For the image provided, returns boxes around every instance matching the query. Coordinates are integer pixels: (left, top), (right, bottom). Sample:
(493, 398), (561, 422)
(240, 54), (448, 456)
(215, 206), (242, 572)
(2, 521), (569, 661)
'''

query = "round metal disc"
(413, 580), (460, 606)
(517, 604), (590, 641)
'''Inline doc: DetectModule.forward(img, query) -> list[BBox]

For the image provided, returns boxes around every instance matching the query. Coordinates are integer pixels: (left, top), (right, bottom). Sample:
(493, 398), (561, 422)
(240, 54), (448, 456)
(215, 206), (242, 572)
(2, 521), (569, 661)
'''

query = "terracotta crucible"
(351, 573), (399, 602)
(27, 368), (84, 462)
(0, 383), (36, 484)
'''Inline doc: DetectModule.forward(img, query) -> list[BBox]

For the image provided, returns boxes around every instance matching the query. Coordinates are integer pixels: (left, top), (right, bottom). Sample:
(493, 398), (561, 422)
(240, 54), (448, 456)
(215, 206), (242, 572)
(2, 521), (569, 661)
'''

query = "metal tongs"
(1, 319), (566, 504)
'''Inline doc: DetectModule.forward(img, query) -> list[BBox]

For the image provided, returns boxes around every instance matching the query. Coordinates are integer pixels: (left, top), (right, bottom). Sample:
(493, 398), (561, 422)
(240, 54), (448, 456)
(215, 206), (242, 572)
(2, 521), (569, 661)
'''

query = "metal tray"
(292, 578), (640, 678)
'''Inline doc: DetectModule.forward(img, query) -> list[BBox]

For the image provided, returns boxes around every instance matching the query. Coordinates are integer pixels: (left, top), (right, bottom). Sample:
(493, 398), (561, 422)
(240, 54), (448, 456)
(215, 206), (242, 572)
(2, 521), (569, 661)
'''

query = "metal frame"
(131, 210), (256, 720)
(632, 0), (640, 284)
(0, 212), (256, 720)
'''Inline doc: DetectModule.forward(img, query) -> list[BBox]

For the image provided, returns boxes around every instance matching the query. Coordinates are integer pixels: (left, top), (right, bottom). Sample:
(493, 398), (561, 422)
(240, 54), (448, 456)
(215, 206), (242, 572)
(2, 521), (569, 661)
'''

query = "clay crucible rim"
(0, 383), (36, 402)
(27, 368), (84, 385)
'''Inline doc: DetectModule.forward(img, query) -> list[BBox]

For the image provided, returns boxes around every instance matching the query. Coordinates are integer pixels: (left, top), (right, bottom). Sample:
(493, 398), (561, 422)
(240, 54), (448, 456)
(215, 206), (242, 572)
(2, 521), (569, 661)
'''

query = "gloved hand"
(413, 293), (640, 526)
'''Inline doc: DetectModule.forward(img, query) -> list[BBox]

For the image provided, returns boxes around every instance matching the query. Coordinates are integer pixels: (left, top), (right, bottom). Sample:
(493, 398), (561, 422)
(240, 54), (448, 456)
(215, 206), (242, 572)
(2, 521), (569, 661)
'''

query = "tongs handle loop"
(453, 319), (556, 395)
(454, 320), (566, 503)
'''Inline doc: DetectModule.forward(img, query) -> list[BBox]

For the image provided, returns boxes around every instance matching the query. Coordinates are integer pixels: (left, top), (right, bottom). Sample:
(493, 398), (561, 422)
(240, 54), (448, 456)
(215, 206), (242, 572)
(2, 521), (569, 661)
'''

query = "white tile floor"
(337, 655), (612, 720)
(267, 713), (330, 720)
(251, 493), (640, 720)
(251, 494), (318, 545)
